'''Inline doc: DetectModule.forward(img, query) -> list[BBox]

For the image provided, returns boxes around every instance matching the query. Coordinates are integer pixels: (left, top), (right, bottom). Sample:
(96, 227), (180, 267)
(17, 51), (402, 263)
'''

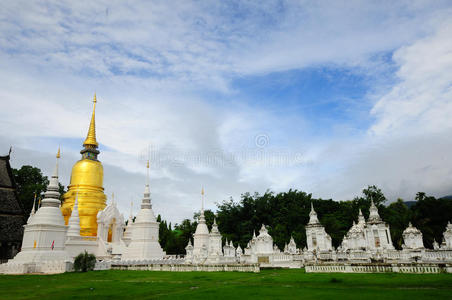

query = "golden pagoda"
(61, 94), (107, 236)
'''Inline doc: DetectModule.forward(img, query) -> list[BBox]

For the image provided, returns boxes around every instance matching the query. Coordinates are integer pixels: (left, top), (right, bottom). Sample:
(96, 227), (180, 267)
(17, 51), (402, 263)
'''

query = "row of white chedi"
(185, 199), (452, 260)
(9, 151), (452, 266)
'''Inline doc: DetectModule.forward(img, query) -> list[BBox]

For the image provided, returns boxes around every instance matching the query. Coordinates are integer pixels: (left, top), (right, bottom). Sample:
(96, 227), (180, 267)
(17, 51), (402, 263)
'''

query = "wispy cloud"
(1, 1), (452, 222)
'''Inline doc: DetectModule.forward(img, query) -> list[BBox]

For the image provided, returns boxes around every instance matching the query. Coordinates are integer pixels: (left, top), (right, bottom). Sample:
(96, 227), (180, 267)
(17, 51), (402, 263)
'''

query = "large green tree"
(12, 165), (49, 214)
(12, 165), (66, 215)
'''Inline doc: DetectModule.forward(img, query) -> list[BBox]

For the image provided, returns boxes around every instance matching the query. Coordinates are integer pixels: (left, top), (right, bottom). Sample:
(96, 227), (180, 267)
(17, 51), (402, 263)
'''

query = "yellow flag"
(33, 240), (37, 248)
(201, 187), (204, 196)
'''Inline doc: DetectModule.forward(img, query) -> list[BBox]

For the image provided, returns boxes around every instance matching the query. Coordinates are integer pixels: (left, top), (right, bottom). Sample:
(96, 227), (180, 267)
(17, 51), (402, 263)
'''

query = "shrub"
(330, 277), (342, 283)
(73, 251), (96, 272)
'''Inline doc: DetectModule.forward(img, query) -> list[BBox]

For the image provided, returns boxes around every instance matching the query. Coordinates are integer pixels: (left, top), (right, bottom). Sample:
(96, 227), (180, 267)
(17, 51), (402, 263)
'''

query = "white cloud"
(1, 1), (452, 223)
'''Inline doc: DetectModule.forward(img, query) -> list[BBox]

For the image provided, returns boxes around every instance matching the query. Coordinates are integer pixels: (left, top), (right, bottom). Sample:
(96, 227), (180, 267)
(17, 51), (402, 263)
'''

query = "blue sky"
(1, 1), (452, 223)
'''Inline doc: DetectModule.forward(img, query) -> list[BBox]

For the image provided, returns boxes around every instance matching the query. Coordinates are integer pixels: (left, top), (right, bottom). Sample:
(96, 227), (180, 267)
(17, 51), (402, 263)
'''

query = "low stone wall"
(111, 263), (260, 273)
(306, 263), (452, 274)
(0, 261), (73, 274)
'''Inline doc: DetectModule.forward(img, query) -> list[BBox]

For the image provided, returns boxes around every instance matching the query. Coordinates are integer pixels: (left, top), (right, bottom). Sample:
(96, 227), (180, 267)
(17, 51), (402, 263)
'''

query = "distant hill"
(403, 201), (417, 208)
(403, 196), (452, 208)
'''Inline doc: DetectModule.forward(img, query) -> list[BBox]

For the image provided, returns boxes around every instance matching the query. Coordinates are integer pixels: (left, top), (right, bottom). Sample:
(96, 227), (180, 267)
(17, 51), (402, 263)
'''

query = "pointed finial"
(310, 202), (314, 212)
(56, 147), (60, 159)
(201, 187), (205, 212)
(111, 192), (115, 205)
(359, 208), (363, 216)
(31, 192), (37, 215)
(145, 160), (150, 187)
(83, 94), (99, 148)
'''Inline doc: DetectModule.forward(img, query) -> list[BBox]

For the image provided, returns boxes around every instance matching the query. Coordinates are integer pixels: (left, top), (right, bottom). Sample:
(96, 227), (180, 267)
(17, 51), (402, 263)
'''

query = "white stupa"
(305, 202), (333, 252)
(8, 148), (71, 265)
(122, 160), (164, 260)
(192, 188), (210, 262)
(122, 201), (134, 247)
(402, 222), (424, 249)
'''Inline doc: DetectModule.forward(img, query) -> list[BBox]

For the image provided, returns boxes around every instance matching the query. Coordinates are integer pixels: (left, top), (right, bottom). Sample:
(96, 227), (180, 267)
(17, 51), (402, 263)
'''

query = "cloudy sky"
(1, 1), (452, 223)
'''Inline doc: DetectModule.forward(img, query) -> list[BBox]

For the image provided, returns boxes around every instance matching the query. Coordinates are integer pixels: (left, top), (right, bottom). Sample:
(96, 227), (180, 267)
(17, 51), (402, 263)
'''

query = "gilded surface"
(61, 94), (106, 237)
(61, 159), (106, 236)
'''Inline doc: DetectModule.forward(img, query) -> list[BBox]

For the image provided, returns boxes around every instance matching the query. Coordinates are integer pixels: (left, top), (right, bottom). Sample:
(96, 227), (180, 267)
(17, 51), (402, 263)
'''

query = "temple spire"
(201, 187), (205, 212)
(141, 160), (152, 209)
(27, 192), (37, 223)
(83, 93), (99, 148)
(40, 148), (61, 208)
(31, 192), (37, 215)
(309, 202), (319, 224)
(199, 188), (206, 224)
(146, 160), (150, 186)
(358, 208), (365, 225)
(368, 196), (381, 223)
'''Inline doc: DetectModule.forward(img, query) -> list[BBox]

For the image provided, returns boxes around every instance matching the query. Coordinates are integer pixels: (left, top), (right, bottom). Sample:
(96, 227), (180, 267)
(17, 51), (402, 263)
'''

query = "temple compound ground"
(1, 269), (452, 299)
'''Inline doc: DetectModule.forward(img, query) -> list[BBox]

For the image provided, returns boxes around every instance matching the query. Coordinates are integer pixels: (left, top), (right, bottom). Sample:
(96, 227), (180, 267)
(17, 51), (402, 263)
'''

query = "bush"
(74, 251), (96, 272)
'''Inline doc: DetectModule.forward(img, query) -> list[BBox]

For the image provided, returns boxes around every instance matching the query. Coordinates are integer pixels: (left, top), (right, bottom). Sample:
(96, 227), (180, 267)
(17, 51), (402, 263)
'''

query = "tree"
(411, 194), (452, 248)
(362, 185), (386, 206)
(12, 166), (49, 214)
(73, 251), (96, 272)
(381, 199), (411, 249)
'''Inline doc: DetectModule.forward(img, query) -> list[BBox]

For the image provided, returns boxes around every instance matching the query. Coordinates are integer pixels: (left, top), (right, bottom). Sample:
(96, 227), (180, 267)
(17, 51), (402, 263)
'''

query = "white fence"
(111, 263), (260, 272)
(306, 263), (452, 274)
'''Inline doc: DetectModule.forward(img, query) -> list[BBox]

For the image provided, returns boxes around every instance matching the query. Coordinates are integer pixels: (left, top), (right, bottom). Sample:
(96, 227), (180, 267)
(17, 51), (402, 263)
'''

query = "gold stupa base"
(62, 187), (106, 237)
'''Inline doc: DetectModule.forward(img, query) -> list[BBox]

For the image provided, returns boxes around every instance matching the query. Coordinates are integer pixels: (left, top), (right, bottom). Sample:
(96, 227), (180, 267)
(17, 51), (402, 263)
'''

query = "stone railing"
(111, 263), (260, 273)
(0, 261), (73, 274)
(306, 263), (452, 274)
(422, 250), (452, 262)
(271, 253), (293, 262)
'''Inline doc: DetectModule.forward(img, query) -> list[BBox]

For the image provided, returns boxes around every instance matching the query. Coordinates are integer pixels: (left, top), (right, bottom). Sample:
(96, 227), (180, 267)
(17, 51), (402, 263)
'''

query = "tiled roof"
(0, 154), (26, 243)
(0, 158), (13, 188)
(0, 215), (24, 242)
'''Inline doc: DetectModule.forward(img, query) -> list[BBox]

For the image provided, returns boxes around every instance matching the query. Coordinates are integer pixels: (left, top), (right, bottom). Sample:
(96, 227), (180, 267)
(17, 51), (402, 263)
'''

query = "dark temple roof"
(0, 154), (25, 242)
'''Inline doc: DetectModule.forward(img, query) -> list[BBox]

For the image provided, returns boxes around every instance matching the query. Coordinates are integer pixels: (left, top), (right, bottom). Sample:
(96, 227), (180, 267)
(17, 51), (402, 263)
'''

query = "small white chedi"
(185, 189), (237, 265)
(305, 203), (332, 252)
(402, 222), (424, 250)
(340, 199), (394, 251)
(121, 161), (164, 260)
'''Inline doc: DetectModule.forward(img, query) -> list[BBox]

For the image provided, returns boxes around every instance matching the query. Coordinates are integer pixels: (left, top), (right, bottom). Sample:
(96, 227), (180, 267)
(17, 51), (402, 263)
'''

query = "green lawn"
(1, 269), (452, 299)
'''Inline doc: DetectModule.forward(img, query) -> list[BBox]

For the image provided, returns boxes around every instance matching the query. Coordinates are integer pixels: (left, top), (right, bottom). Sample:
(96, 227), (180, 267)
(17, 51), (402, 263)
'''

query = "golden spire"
(56, 146), (61, 158)
(83, 93), (98, 148)
(201, 187), (204, 212)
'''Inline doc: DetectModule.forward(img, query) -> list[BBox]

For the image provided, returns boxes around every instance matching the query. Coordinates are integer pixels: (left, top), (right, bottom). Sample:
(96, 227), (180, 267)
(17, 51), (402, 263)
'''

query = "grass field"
(1, 269), (452, 299)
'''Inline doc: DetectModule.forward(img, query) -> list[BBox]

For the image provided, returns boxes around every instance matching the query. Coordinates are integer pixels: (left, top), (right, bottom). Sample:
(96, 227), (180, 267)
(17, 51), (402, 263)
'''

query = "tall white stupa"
(192, 188), (210, 262)
(11, 148), (71, 263)
(121, 160), (164, 260)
